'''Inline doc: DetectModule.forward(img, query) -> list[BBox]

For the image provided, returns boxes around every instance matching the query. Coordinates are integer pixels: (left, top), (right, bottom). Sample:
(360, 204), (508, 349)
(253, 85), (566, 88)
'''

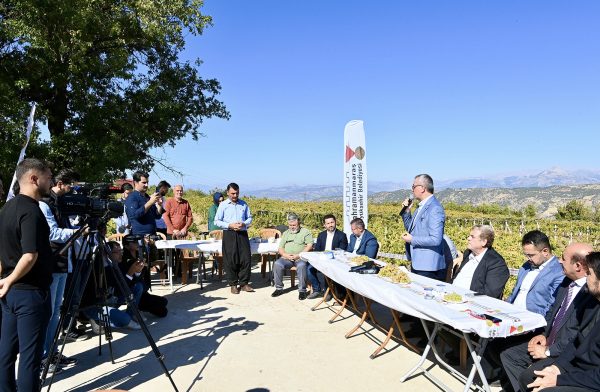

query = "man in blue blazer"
(507, 230), (564, 316)
(401, 174), (446, 281)
(307, 214), (349, 299)
(347, 218), (379, 259)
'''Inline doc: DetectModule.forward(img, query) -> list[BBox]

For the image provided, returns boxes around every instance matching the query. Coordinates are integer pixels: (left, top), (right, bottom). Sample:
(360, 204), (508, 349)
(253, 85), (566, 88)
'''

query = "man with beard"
(520, 251), (600, 392)
(307, 214), (348, 299)
(271, 213), (313, 300)
(214, 183), (254, 294)
(0, 158), (54, 392)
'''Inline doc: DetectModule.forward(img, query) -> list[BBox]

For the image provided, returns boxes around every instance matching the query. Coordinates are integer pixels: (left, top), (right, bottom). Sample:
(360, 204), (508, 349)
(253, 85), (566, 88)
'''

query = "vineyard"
(130, 189), (600, 296)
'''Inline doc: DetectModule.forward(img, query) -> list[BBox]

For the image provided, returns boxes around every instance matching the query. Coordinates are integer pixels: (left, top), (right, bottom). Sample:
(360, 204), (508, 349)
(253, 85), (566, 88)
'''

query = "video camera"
(57, 182), (124, 219)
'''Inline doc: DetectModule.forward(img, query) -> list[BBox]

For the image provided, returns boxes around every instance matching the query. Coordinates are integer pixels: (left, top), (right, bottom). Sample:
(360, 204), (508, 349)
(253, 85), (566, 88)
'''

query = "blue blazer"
(313, 229), (348, 252)
(347, 229), (379, 259)
(401, 195), (446, 271)
(507, 256), (564, 316)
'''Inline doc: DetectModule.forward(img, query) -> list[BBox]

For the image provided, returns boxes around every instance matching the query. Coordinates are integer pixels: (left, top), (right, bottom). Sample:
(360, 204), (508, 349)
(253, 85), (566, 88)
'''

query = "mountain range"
(233, 167), (600, 217)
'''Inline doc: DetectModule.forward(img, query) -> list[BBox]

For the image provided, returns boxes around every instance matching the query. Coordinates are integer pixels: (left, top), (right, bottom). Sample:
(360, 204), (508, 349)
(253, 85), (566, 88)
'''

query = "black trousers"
(139, 291), (168, 318)
(500, 336), (540, 391)
(222, 230), (252, 286)
(0, 288), (51, 392)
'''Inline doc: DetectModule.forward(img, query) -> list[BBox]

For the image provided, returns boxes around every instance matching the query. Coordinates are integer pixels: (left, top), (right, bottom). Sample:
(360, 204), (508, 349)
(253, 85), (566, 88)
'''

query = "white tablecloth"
(155, 239), (280, 254)
(301, 251), (546, 338)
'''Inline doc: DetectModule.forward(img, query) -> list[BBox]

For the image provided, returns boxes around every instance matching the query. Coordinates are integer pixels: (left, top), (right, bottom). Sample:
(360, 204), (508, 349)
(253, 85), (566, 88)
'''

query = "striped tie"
(546, 282), (576, 346)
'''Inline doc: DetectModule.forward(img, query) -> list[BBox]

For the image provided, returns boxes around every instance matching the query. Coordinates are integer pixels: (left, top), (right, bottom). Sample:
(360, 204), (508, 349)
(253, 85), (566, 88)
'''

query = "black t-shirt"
(0, 194), (53, 290)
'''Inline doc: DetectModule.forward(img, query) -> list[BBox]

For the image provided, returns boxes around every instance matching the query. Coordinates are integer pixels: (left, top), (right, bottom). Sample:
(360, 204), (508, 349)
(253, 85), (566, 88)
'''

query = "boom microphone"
(399, 196), (414, 216)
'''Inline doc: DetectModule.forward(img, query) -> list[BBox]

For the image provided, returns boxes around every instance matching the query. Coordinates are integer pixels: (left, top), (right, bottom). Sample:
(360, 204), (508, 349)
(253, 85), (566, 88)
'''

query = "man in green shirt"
(272, 213), (313, 300)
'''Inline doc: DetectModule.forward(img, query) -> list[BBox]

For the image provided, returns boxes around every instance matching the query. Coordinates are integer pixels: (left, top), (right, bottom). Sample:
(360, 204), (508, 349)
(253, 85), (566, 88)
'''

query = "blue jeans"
(0, 288), (51, 392)
(307, 263), (325, 292)
(119, 281), (144, 317)
(44, 272), (67, 358)
(83, 306), (131, 328)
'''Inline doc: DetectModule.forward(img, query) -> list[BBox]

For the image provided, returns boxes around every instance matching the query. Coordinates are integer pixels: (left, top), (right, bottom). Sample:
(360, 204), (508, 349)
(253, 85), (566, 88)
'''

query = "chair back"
(209, 230), (223, 240)
(107, 233), (125, 246)
(155, 232), (167, 240)
(259, 228), (281, 240)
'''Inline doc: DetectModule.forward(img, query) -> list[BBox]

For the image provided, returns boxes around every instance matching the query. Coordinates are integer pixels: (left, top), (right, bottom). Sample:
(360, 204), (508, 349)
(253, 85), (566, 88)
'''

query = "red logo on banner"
(345, 145), (365, 162)
(345, 145), (355, 162)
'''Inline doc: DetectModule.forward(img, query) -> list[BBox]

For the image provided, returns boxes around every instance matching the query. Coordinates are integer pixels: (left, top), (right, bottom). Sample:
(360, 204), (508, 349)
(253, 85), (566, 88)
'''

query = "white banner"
(343, 120), (368, 236)
(6, 103), (37, 201)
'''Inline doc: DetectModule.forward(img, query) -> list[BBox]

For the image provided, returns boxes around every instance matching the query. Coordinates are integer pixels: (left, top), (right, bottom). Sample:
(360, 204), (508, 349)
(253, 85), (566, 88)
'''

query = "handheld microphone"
(399, 196), (414, 216)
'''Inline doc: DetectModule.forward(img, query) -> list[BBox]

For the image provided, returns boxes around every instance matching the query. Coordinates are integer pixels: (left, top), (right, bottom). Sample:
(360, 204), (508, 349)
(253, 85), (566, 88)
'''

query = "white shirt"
(352, 235), (362, 254)
(563, 276), (587, 311)
(513, 256), (554, 310)
(453, 248), (488, 290)
(325, 231), (335, 251)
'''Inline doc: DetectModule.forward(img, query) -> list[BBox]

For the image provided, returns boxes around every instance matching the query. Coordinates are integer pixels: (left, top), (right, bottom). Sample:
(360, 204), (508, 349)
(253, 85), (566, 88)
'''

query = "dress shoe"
(240, 284), (255, 292)
(231, 286), (240, 294)
(271, 289), (283, 297)
(298, 292), (307, 300)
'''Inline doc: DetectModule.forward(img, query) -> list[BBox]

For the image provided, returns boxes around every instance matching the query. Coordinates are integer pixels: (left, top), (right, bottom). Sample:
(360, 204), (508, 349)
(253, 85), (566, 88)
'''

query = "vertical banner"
(6, 103), (37, 201)
(343, 120), (368, 236)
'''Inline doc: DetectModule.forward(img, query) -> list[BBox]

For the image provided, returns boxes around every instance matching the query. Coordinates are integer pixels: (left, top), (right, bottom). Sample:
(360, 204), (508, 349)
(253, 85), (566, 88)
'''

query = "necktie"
(546, 282), (576, 346)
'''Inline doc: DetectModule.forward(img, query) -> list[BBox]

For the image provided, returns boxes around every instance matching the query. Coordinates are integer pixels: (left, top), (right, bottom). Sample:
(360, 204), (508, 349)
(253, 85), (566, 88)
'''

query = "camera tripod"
(40, 214), (178, 392)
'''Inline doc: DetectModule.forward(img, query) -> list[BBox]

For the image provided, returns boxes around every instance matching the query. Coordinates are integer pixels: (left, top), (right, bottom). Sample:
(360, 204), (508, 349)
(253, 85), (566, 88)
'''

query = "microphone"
(399, 196), (413, 216)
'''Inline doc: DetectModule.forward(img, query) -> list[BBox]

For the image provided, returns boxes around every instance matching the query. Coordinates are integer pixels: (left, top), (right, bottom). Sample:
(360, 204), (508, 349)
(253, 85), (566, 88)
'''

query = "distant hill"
(371, 184), (600, 218)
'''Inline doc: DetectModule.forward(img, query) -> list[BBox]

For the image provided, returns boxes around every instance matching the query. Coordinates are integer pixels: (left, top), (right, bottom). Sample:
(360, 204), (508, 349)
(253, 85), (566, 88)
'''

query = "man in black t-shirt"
(0, 158), (53, 392)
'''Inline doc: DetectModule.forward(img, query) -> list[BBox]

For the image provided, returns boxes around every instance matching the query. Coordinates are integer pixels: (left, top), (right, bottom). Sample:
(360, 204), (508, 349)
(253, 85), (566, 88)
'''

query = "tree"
(0, 0), (229, 181)
(556, 200), (590, 221)
(523, 204), (537, 218)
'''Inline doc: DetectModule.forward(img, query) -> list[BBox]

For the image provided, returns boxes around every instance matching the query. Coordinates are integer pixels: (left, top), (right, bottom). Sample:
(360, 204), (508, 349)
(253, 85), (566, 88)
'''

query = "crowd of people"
(1, 161), (599, 392)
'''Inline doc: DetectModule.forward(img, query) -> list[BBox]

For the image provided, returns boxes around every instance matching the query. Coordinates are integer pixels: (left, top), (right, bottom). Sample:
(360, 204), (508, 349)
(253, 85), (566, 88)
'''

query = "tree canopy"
(0, 0), (229, 185)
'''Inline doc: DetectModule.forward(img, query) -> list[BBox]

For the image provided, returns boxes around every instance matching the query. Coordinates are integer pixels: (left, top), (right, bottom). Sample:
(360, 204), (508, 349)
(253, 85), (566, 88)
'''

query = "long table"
(300, 251), (546, 392)
(155, 239), (280, 291)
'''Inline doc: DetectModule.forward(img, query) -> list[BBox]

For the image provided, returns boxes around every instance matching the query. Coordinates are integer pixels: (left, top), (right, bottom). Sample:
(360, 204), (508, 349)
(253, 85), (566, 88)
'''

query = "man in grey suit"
(500, 242), (596, 392)
(401, 174), (446, 281)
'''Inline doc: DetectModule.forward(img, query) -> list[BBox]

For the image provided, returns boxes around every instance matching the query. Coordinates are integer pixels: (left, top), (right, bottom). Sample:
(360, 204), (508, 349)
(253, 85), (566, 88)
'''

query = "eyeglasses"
(412, 184), (424, 190)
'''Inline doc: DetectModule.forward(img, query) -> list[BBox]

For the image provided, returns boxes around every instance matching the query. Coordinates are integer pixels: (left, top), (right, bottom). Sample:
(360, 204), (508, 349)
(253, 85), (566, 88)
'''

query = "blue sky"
(149, 1), (599, 190)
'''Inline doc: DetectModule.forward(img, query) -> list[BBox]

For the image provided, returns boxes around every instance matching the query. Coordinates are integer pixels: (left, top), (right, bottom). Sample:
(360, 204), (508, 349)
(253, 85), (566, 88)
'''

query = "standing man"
(0, 158), (54, 392)
(125, 171), (163, 236)
(154, 180), (171, 236)
(347, 218), (379, 259)
(114, 182), (133, 234)
(214, 183), (254, 294)
(271, 213), (313, 300)
(39, 169), (80, 373)
(507, 230), (564, 316)
(307, 214), (348, 299)
(163, 185), (193, 239)
(401, 174), (446, 281)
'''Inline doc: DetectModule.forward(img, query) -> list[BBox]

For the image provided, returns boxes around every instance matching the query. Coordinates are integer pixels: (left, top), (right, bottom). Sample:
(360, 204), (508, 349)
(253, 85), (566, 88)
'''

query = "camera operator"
(121, 235), (168, 318)
(38, 169), (82, 374)
(78, 233), (141, 333)
(0, 158), (54, 392)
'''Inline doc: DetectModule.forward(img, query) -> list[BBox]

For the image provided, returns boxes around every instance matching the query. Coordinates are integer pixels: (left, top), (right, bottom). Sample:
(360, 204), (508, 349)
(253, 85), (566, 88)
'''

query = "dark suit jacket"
(542, 278), (598, 357)
(347, 229), (379, 259)
(554, 301), (600, 390)
(313, 229), (348, 252)
(452, 247), (509, 299)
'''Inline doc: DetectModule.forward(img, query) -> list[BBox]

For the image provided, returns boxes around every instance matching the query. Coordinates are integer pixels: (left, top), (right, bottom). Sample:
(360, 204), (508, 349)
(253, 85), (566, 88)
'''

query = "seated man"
(347, 218), (378, 259)
(483, 230), (564, 384)
(452, 225), (509, 299)
(440, 225), (510, 365)
(121, 235), (168, 317)
(271, 213), (313, 300)
(507, 230), (564, 316)
(501, 243), (596, 392)
(519, 251), (600, 392)
(307, 214), (348, 299)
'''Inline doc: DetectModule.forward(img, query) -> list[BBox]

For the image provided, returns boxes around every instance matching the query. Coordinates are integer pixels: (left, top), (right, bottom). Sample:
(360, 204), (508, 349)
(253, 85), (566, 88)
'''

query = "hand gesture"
(0, 278), (12, 298)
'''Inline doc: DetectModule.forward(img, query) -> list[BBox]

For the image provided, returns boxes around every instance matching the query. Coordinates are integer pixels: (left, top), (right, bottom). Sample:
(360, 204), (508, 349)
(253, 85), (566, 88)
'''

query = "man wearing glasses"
(400, 174), (447, 281)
